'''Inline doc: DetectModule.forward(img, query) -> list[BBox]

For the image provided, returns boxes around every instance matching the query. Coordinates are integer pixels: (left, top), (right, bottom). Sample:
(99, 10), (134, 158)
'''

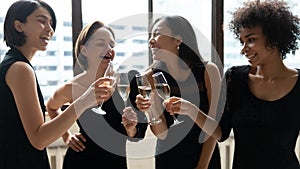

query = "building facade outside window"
(0, 1), (299, 169)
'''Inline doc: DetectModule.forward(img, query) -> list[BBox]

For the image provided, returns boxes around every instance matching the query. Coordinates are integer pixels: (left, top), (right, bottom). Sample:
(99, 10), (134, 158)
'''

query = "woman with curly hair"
(164, 0), (300, 168)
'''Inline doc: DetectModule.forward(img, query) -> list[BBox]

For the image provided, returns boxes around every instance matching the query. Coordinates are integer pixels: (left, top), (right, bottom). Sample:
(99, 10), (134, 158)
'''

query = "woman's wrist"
(126, 127), (137, 137)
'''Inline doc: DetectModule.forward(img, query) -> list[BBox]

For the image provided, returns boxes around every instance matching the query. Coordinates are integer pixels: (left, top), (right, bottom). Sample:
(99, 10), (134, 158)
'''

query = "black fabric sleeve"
(217, 67), (234, 142)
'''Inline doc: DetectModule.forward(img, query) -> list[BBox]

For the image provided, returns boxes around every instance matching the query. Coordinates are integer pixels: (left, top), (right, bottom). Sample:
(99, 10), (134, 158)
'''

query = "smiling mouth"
(246, 54), (256, 60)
(99, 56), (111, 59)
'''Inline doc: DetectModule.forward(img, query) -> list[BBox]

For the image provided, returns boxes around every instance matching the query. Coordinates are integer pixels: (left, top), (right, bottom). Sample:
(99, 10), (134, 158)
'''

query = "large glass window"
(153, 0), (212, 61)
(82, 0), (149, 73)
(0, 0), (73, 101)
(0, 0), (212, 102)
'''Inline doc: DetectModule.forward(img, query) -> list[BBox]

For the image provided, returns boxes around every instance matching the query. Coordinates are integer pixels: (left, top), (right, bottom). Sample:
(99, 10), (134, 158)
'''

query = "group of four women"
(0, 0), (299, 169)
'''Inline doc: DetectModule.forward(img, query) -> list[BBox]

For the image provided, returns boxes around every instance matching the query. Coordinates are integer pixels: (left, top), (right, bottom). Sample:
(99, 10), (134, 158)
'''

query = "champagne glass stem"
(91, 61), (114, 115)
(124, 99), (127, 107)
(152, 72), (183, 126)
(166, 96), (183, 127)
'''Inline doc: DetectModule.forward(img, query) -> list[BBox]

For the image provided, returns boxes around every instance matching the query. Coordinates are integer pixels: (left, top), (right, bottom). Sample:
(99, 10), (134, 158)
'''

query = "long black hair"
(149, 15), (206, 71)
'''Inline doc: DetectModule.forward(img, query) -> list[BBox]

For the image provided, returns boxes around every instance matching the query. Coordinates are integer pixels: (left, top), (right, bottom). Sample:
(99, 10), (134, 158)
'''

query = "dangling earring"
(176, 45), (180, 50)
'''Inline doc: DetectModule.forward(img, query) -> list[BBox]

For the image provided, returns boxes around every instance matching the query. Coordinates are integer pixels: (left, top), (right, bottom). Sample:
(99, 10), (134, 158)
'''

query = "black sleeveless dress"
(151, 65), (221, 169)
(153, 65), (221, 169)
(62, 70), (148, 169)
(219, 65), (300, 169)
(0, 48), (50, 169)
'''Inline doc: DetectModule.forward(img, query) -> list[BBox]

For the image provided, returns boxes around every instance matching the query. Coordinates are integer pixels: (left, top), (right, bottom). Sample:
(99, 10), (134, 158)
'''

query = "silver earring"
(176, 45), (180, 50)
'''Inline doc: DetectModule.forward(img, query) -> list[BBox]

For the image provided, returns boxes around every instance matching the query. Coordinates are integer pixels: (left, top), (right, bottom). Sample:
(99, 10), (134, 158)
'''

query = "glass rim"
(151, 71), (163, 77)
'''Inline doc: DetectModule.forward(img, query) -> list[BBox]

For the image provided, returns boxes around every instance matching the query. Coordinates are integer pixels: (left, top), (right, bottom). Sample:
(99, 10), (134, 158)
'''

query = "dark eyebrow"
(245, 33), (256, 38)
(239, 33), (257, 41)
(152, 28), (159, 33)
(36, 15), (50, 20)
(94, 38), (115, 47)
(94, 38), (105, 42)
(36, 15), (53, 24)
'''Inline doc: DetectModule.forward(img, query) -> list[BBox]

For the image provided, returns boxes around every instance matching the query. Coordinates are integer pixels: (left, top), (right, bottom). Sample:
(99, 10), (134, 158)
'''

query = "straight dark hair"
(4, 0), (57, 48)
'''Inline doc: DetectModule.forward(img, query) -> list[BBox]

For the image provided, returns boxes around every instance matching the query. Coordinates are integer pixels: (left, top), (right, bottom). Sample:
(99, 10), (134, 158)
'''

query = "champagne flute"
(136, 73), (162, 126)
(152, 71), (183, 127)
(116, 72), (130, 107)
(91, 61), (114, 115)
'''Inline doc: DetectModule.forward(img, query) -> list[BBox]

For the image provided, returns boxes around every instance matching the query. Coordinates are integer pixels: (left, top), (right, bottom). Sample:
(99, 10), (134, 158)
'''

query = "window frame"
(71, 0), (224, 75)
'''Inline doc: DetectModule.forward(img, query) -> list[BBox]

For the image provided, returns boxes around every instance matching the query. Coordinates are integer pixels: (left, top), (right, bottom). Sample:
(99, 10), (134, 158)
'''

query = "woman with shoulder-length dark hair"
(0, 1), (112, 168)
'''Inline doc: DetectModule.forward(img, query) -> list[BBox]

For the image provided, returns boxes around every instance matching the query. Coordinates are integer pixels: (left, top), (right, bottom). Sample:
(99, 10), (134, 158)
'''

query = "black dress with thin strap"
(151, 65), (221, 169)
(0, 48), (50, 169)
(62, 71), (148, 169)
(219, 65), (300, 169)
(153, 65), (221, 169)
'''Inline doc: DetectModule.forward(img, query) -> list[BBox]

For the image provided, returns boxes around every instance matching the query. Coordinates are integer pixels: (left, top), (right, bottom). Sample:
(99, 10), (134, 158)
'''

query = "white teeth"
(42, 37), (50, 40)
(41, 38), (49, 43)
(247, 54), (256, 59)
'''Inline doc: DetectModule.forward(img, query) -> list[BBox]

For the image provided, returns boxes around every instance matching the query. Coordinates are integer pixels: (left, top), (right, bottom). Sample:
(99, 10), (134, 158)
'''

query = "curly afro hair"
(229, 0), (300, 59)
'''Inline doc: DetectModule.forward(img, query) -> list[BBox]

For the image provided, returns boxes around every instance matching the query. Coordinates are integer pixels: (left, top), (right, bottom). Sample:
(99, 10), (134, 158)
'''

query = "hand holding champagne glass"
(152, 72), (183, 127)
(92, 61), (115, 115)
(136, 73), (162, 125)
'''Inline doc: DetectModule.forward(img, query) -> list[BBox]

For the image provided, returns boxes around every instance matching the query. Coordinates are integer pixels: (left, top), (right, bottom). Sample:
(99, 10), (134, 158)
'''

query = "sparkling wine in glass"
(116, 72), (130, 107)
(91, 61), (114, 115)
(136, 73), (162, 125)
(152, 71), (183, 127)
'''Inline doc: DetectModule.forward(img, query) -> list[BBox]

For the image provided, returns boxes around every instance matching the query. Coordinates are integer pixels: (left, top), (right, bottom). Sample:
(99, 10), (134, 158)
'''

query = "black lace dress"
(219, 65), (300, 169)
